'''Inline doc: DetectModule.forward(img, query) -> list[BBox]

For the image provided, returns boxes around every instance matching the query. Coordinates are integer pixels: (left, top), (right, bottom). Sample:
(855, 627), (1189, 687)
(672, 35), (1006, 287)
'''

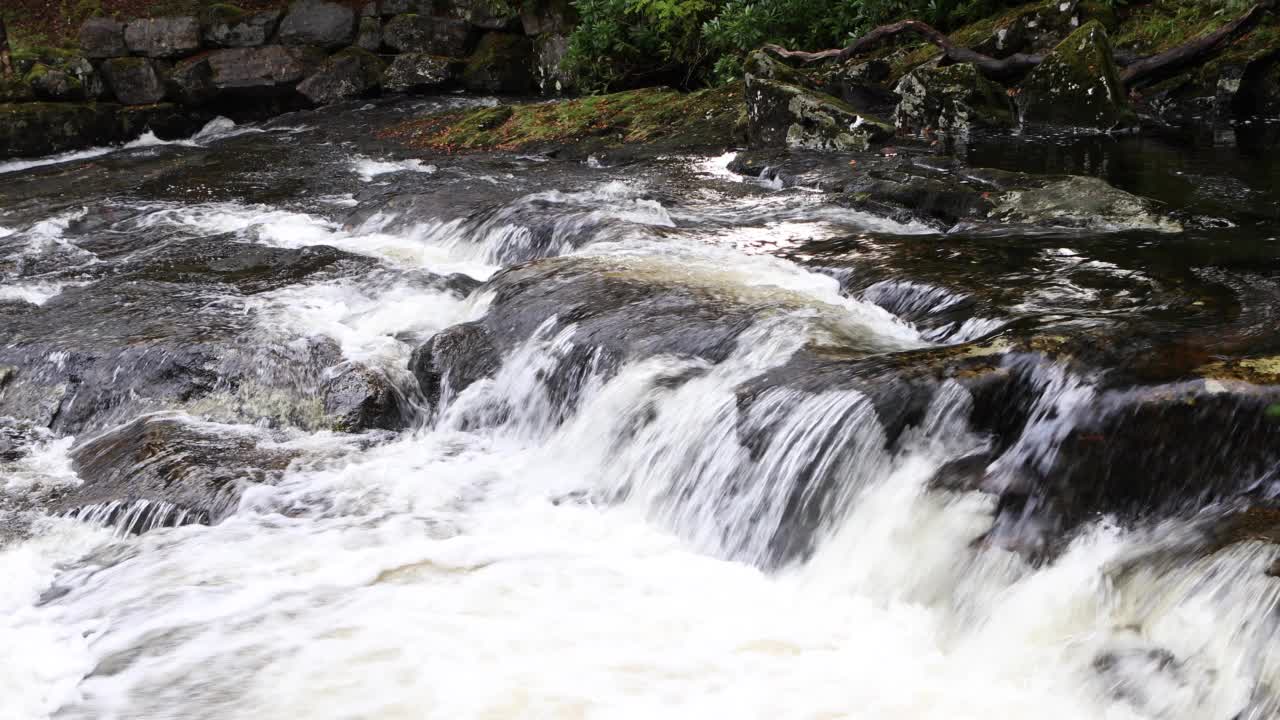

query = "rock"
(124, 16), (202, 58)
(894, 62), (1015, 136)
(206, 45), (325, 92)
(66, 57), (109, 100)
(356, 16), (383, 52)
(277, 0), (358, 49)
(520, 0), (575, 36)
(118, 103), (211, 141)
(101, 57), (168, 105)
(969, 0), (1084, 59)
(990, 175), (1180, 233)
(297, 47), (386, 105)
(56, 414), (300, 532)
(445, 0), (519, 30)
(377, 0), (417, 15)
(383, 13), (473, 56)
(745, 73), (893, 152)
(821, 58), (897, 115)
(202, 6), (283, 48)
(1018, 20), (1135, 130)
(461, 32), (533, 93)
(410, 322), (501, 407)
(532, 33), (571, 95)
(170, 57), (217, 104)
(79, 18), (128, 59)
(0, 102), (120, 157)
(383, 53), (454, 92)
(1236, 53), (1280, 117)
(26, 65), (84, 102)
(0, 78), (35, 103)
(320, 363), (406, 431)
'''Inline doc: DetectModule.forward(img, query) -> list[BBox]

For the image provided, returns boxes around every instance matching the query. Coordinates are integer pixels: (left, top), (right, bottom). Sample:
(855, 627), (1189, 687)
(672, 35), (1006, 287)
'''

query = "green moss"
(0, 78), (36, 103)
(201, 3), (248, 24)
(381, 84), (745, 152)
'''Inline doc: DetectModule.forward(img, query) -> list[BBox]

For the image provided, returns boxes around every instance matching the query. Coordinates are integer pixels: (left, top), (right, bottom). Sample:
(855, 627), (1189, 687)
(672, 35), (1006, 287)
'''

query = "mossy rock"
(0, 102), (122, 157)
(200, 3), (248, 25)
(745, 74), (893, 152)
(894, 62), (1014, 136)
(379, 84), (744, 155)
(26, 63), (88, 101)
(0, 78), (36, 104)
(296, 46), (386, 105)
(461, 32), (532, 94)
(1017, 20), (1136, 131)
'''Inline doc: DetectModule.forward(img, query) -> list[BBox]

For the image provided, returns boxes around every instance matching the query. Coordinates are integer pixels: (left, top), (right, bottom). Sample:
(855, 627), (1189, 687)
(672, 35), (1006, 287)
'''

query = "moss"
(201, 3), (248, 24)
(332, 46), (387, 85)
(1019, 20), (1135, 129)
(381, 83), (745, 152)
(0, 78), (36, 103)
(1199, 356), (1280, 386)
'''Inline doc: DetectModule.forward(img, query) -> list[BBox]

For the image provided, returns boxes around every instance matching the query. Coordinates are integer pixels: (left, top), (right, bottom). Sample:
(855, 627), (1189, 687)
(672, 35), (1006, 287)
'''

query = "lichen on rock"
(1017, 20), (1136, 131)
(894, 62), (1015, 137)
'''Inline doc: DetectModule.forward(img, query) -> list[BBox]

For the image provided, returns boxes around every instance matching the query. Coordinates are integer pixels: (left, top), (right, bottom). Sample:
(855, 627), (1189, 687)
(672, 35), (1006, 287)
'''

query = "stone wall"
(0, 0), (576, 158)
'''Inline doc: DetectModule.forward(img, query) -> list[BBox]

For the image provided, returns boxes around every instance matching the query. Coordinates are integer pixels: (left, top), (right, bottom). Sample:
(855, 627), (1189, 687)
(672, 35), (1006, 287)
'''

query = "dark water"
(0, 97), (1277, 719)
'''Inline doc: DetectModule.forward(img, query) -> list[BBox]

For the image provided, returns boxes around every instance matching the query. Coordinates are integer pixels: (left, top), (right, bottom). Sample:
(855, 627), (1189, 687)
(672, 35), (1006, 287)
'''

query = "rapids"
(1, 97), (1278, 720)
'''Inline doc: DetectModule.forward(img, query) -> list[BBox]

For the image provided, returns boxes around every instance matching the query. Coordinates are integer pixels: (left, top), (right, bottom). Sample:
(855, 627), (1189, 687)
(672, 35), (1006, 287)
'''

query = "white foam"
(0, 280), (84, 306)
(353, 157), (438, 181)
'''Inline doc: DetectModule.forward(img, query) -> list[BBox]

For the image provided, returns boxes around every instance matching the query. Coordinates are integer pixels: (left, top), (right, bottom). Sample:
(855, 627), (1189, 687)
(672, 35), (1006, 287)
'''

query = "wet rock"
(101, 57), (168, 105)
(383, 13), (474, 56)
(79, 18), (128, 59)
(206, 45), (326, 93)
(820, 58), (897, 115)
(532, 33), (572, 95)
(67, 57), (109, 100)
(989, 175), (1180, 233)
(27, 63), (87, 102)
(1018, 20), (1135, 130)
(1236, 53), (1280, 117)
(745, 64), (893, 152)
(383, 53), (454, 92)
(461, 32), (532, 93)
(297, 47), (386, 105)
(202, 7), (283, 48)
(445, 0), (520, 30)
(124, 17), (202, 59)
(118, 103), (211, 142)
(410, 322), (501, 407)
(356, 16), (383, 52)
(520, 0), (575, 36)
(277, 0), (358, 49)
(0, 102), (120, 157)
(894, 62), (1015, 136)
(969, 0), (1084, 59)
(321, 363), (406, 431)
(56, 414), (300, 531)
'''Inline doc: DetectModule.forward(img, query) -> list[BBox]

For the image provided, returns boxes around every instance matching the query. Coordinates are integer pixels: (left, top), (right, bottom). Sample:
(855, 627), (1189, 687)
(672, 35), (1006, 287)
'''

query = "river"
(1, 96), (1278, 720)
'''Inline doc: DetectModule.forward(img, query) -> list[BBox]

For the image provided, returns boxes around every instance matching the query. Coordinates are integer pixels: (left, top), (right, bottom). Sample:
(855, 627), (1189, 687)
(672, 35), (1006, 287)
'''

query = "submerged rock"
(461, 32), (533, 94)
(278, 0), (358, 49)
(1018, 20), (1135, 130)
(102, 57), (168, 105)
(297, 47), (386, 105)
(124, 16), (202, 58)
(894, 62), (1015, 136)
(410, 322), (502, 407)
(383, 53), (454, 92)
(57, 414), (300, 532)
(989, 175), (1180, 233)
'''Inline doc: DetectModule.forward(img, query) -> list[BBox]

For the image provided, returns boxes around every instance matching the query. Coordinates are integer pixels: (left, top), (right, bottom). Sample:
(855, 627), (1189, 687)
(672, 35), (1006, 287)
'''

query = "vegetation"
(563, 0), (1273, 91)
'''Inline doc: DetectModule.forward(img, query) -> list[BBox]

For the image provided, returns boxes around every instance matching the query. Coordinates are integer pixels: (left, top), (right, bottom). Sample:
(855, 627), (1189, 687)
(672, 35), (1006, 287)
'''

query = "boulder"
(277, 0), (358, 49)
(206, 45), (325, 91)
(124, 16), (202, 58)
(532, 33), (572, 95)
(1018, 20), (1135, 131)
(383, 53), (454, 92)
(445, 0), (519, 30)
(377, 0), (418, 15)
(118, 103), (211, 140)
(1236, 52), (1280, 117)
(894, 62), (1015, 136)
(66, 57), (110, 100)
(297, 47), (386, 105)
(461, 32), (533, 93)
(820, 58), (897, 115)
(79, 18), (128, 59)
(101, 57), (168, 105)
(969, 0), (1084, 59)
(320, 363), (406, 431)
(170, 57), (217, 104)
(356, 16), (383, 52)
(745, 73), (893, 152)
(0, 102), (120, 158)
(383, 13), (473, 56)
(520, 0), (575, 36)
(26, 64), (87, 102)
(989, 175), (1180, 233)
(202, 6), (283, 48)
(410, 322), (501, 407)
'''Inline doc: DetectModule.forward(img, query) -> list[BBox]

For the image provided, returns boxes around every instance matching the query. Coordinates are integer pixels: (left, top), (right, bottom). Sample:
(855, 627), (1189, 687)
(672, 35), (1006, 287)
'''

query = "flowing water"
(1, 97), (1279, 720)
